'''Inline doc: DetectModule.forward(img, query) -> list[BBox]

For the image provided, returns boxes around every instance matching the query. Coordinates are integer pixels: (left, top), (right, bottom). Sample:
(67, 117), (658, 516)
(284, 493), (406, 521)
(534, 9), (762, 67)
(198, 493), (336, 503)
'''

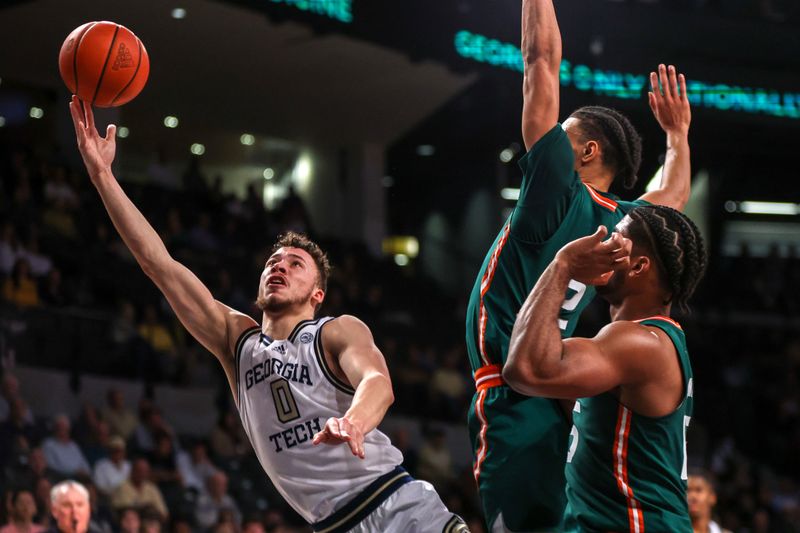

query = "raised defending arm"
(521, 0), (562, 150)
(639, 64), (692, 210)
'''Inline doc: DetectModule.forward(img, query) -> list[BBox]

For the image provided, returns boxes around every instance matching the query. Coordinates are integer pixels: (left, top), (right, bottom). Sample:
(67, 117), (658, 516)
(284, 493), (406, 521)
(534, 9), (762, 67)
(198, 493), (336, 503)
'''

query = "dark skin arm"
(521, 0), (562, 150)
(504, 227), (684, 416)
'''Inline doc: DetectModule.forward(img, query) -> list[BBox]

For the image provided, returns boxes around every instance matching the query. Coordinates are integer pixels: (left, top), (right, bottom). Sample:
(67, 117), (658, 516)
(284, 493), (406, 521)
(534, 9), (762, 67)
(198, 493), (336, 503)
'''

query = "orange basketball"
(58, 21), (149, 108)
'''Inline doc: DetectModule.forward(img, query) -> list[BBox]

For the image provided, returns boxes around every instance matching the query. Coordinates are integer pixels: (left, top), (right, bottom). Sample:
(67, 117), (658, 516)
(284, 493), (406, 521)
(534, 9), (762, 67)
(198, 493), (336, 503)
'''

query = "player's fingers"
(648, 91), (657, 115)
(85, 101), (96, 131)
(69, 96), (87, 134)
(649, 72), (661, 100)
(106, 124), (117, 142)
(667, 65), (679, 100)
(658, 64), (671, 101)
(311, 431), (327, 445)
(679, 73), (688, 103)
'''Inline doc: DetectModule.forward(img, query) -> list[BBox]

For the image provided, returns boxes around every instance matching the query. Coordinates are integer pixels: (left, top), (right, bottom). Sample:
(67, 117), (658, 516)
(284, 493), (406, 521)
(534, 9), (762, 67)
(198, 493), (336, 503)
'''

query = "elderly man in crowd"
(44, 481), (100, 533)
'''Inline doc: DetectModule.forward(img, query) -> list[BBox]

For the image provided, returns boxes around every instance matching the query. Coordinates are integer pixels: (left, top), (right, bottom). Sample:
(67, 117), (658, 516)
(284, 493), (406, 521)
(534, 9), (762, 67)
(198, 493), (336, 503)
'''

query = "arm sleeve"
(511, 124), (580, 243)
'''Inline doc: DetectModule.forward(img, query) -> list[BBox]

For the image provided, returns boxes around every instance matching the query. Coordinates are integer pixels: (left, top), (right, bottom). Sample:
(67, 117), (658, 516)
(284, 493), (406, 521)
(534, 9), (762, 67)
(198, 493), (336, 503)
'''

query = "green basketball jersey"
(465, 124), (648, 372)
(564, 317), (694, 533)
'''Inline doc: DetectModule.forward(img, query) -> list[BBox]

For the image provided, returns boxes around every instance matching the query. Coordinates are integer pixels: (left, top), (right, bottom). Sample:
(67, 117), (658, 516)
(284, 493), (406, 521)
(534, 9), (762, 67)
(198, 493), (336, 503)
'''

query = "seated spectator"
(41, 415), (91, 478)
(100, 389), (136, 442)
(0, 223), (21, 276)
(416, 427), (454, 490)
(209, 412), (248, 461)
(38, 269), (70, 308)
(43, 166), (79, 210)
(176, 441), (217, 493)
(0, 398), (38, 465)
(117, 508), (140, 533)
(689, 469), (733, 533)
(33, 478), (52, 528)
(2, 258), (40, 308)
(5, 448), (54, 494)
(0, 490), (44, 533)
(111, 459), (168, 522)
(240, 517), (265, 533)
(194, 472), (241, 531)
(46, 480), (98, 533)
(140, 510), (162, 533)
(19, 236), (52, 278)
(429, 346), (468, 420)
(132, 403), (174, 455)
(92, 437), (130, 497)
(148, 433), (181, 487)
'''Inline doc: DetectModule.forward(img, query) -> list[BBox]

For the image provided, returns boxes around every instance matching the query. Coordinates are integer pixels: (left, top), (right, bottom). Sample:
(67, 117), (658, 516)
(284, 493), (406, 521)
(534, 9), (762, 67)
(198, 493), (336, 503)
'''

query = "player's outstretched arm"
(504, 228), (632, 397)
(312, 315), (394, 459)
(69, 97), (255, 370)
(639, 64), (692, 210)
(521, 0), (562, 150)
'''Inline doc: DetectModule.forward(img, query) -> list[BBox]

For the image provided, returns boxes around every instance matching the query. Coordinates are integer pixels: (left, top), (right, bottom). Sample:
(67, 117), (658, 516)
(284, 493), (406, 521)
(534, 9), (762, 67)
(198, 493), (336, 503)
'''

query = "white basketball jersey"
(234, 316), (404, 524)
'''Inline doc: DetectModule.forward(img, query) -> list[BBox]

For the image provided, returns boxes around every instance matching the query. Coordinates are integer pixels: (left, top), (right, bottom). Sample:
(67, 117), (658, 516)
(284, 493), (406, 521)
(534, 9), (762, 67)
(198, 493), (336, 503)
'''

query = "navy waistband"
(312, 466), (413, 533)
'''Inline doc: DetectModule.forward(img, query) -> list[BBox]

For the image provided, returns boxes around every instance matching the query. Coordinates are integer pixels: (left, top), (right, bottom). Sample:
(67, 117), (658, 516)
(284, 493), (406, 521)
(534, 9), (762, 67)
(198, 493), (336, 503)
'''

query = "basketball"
(58, 21), (149, 108)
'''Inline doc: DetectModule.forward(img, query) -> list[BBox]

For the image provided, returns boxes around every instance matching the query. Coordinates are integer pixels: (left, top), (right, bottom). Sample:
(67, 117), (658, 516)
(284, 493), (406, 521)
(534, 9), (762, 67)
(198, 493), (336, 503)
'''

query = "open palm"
(69, 95), (117, 178)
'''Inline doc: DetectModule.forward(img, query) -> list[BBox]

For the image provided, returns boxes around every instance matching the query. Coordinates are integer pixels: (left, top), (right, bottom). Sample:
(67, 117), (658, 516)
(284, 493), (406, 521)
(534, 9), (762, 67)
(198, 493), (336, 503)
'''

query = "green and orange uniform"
(563, 316), (693, 533)
(466, 124), (649, 531)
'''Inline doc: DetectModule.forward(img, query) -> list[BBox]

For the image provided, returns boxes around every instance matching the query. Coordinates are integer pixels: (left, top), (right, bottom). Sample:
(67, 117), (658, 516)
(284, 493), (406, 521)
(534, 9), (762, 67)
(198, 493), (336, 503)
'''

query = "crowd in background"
(1, 143), (799, 532)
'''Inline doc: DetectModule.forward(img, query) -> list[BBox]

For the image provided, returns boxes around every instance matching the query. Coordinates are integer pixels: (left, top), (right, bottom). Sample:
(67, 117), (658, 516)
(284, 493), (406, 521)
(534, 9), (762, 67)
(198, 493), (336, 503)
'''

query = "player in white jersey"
(68, 97), (469, 533)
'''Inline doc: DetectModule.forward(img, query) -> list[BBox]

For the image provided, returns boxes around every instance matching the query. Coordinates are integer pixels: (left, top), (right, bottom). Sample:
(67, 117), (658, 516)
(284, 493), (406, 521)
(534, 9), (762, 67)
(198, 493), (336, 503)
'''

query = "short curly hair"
(271, 232), (331, 293)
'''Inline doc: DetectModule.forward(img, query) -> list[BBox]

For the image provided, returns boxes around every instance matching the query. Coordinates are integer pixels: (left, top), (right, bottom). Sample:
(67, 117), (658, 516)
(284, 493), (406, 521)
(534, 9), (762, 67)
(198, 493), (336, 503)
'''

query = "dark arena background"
(1, 0), (799, 531)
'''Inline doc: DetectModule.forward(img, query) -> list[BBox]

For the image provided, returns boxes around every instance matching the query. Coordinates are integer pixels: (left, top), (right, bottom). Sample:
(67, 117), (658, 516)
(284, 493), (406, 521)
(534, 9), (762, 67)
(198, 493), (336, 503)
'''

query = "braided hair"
(569, 106), (642, 189)
(626, 205), (707, 312)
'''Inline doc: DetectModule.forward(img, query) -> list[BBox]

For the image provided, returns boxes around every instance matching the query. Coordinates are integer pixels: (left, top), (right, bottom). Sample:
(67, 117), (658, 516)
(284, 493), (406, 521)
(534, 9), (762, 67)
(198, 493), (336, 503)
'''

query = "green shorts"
(468, 366), (570, 532)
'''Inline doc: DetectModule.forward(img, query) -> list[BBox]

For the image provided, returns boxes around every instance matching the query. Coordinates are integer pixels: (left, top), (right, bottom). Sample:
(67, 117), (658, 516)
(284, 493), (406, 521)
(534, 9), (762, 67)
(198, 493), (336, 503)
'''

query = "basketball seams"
(71, 22), (97, 95)
(91, 24), (121, 106)
(111, 35), (143, 106)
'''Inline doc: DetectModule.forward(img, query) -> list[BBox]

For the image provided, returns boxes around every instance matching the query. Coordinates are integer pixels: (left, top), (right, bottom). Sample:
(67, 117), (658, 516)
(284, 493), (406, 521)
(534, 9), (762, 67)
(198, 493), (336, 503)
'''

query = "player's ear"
(628, 255), (651, 277)
(311, 288), (325, 308)
(582, 140), (600, 164)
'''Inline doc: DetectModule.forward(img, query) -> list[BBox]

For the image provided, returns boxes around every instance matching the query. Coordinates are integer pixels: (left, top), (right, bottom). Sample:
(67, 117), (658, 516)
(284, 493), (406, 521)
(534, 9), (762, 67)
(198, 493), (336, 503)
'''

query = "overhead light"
(724, 201), (737, 213)
(416, 144), (435, 157)
(171, 8), (186, 19)
(383, 236), (419, 258)
(394, 254), (410, 266)
(29, 107), (44, 119)
(117, 126), (129, 138)
(263, 168), (274, 180)
(0, 116), (5, 127)
(163, 116), (179, 128)
(738, 201), (799, 216)
(499, 148), (514, 163)
(190, 143), (205, 155)
(501, 188), (520, 200)
(240, 133), (255, 146)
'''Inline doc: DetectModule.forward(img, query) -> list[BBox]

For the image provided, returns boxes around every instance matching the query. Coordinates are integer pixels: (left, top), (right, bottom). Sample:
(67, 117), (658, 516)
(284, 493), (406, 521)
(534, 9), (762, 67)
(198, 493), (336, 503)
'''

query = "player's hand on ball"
(313, 416), (366, 459)
(556, 226), (631, 286)
(69, 95), (117, 179)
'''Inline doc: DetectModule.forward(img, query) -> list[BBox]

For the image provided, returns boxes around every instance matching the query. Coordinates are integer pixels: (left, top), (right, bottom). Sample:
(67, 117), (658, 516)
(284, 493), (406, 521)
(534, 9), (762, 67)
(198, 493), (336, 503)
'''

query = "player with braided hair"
(505, 204), (707, 532)
(465, 1), (692, 530)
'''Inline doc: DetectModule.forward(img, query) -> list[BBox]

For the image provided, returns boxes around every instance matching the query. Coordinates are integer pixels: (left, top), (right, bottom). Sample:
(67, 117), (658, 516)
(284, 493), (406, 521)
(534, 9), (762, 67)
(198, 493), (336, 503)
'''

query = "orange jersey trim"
(634, 315), (682, 330)
(613, 405), (645, 533)
(472, 389), (489, 481)
(584, 183), (618, 212)
(474, 364), (504, 391)
(477, 223), (511, 366)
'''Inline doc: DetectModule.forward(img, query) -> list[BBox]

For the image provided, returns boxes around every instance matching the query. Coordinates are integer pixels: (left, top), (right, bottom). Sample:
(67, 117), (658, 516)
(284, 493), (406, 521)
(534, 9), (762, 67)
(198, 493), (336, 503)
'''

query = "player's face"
(596, 217), (634, 298)
(256, 247), (322, 313)
(563, 117), (585, 170)
(687, 476), (716, 519)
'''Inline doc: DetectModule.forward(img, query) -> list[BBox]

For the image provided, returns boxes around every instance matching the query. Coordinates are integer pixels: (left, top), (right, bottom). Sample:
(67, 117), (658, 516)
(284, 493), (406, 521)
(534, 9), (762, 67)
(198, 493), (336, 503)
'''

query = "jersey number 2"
(558, 280), (587, 331)
(270, 378), (301, 423)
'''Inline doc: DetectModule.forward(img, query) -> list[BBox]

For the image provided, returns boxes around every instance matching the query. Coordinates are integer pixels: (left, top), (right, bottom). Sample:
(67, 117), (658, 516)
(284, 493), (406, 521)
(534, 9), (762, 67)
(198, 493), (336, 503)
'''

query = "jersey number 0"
(270, 378), (301, 423)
